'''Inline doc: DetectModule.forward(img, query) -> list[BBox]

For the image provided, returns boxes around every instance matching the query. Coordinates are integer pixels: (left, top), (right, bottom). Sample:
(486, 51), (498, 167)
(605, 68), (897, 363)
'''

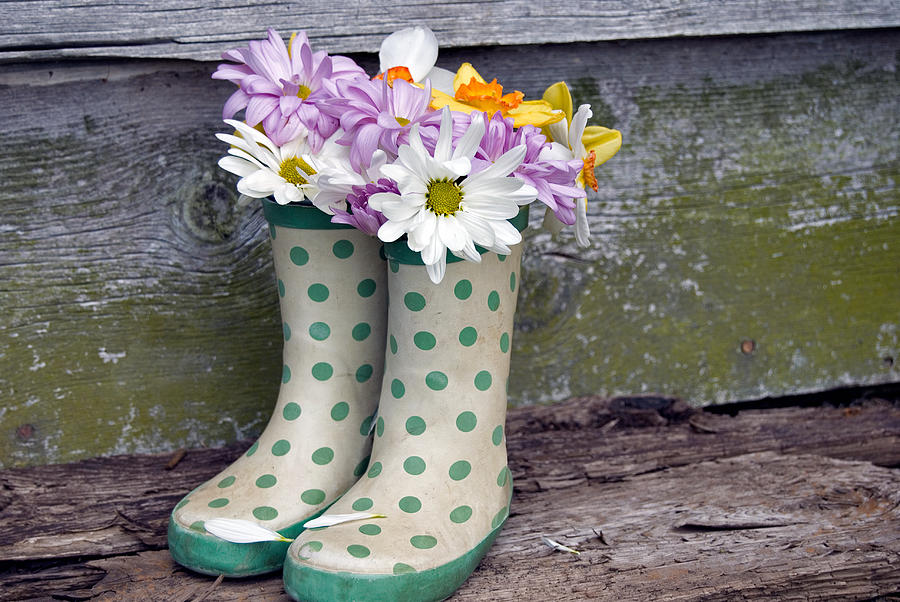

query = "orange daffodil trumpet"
(430, 63), (564, 129)
(541, 81), (622, 247)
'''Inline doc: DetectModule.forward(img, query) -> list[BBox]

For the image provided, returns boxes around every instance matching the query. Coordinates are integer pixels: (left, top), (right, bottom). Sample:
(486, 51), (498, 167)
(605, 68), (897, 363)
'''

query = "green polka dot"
(500, 332), (510, 353)
(389, 334), (398, 354)
(282, 402), (301, 421)
(277, 279), (285, 297)
(488, 290), (500, 311)
(367, 462), (383, 478)
(175, 498), (190, 510)
(403, 456), (426, 475)
(492, 425), (504, 446)
(425, 371), (448, 391)
(301, 489), (326, 505)
(376, 416), (385, 437)
(360, 415), (375, 436)
(410, 535), (437, 549)
(352, 322), (371, 341)
(399, 496), (422, 513)
(413, 331), (436, 350)
(255, 474), (277, 488)
(309, 322), (330, 340)
(459, 327), (477, 347)
(269, 223), (277, 239)
(357, 278), (377, 297)
(308, 283), (329, 302)
(283, 322), (291, 341)
(312, 362), (333, 381)
(253, 506), (278, 521)
(353, 455), (370, 478)
(352, 497), (374, 511)
(245, 441), (259, 457)
(217, 476), (235, 488)
(450, 505), (473, 524)
(389, 260), (400, 273)
(456, 411), (477, 432)
(498, 254), (508, 262)
(282, 364), (291, 384)
(272, 439), (291, 456)
(312, 447), (334, 465)
(449, 460), (471, 481)
(331, 402), (349, 421)
(290, 246), (309, 266)
(405, 416), (426, 435)
(347, 544), (370, 558)
(359, 524), (381, 536)
(391, 378), (405, 399)
(454, 279), (472, 300)
(355, 364), (373, 383)
(332, 240), (354, 258)
(404, 292), (426, 312)
(474, 370), (492, 391)
(298, 540), (323, 560)
(393, 563), (416, 575)
(208, 498), (229, 508)
(492, 506), (508, 528)
(497, 466), (509, 487)
(510, 271), (517, 291)
(189, 520), (206, 532)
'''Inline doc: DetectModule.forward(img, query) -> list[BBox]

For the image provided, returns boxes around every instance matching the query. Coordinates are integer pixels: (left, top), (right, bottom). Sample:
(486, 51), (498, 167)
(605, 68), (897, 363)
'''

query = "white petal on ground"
(541, 535), (581, 555)
(205, 518), (292, 544)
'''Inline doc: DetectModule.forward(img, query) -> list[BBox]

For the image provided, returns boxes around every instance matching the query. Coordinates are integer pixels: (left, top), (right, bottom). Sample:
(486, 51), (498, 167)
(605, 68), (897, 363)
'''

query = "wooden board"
(1, 1), (898, 62)
(1, 395), (898, 600)
(1, 29), (898, 465)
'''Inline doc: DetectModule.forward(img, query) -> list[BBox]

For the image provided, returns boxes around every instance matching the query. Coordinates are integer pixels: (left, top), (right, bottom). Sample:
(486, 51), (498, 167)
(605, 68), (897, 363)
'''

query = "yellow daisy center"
(395, 116), (411, 126)
(426, 178), (463, 216)
(279, 157), (316, 186)
(296, 84), (312, 99)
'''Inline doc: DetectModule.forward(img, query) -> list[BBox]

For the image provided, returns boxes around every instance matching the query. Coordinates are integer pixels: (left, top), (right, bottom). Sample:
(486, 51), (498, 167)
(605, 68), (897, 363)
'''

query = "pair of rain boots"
(168, 200), (522, 601)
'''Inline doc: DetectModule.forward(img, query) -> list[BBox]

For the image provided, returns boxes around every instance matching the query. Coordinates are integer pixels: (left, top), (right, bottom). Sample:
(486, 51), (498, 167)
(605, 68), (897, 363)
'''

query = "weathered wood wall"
(1, 3), (898, 466)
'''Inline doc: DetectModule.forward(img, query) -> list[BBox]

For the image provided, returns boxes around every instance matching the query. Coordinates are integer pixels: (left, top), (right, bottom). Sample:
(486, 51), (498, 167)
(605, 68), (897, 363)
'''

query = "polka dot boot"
(168, 201), (387, 577)
(283, 241), (522, 601)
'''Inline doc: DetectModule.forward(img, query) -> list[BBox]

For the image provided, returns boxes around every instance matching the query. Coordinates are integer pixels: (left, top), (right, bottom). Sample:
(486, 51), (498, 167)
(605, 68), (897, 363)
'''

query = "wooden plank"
(1, 1), (898, 63)
(1, 30), (898, 466)
(0, 396), (898, 600)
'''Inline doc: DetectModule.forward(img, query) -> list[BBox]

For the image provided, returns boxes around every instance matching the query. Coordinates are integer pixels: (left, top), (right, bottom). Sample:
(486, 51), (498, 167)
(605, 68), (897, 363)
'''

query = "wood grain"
(0, 396), (897, 600)
(1, 1), (898, 62)
(1, 29), (898, 465)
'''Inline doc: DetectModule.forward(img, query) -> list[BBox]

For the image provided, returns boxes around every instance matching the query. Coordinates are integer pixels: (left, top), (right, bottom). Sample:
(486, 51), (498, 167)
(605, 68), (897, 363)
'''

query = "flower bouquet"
(167, 26), (620, 601)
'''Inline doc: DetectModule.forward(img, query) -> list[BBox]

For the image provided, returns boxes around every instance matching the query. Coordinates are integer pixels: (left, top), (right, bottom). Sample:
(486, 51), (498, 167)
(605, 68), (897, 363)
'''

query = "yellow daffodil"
(429, 63), (563, 128)
(541, 81), (622, 246)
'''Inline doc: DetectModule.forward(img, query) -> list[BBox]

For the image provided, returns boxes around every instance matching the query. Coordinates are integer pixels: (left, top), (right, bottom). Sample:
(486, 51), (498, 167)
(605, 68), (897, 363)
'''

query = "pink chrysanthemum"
(330, 179), (396, 236)
(322, 77), (440, 171)
(469, 112), (584, 225)
(212, 29), (366, 150)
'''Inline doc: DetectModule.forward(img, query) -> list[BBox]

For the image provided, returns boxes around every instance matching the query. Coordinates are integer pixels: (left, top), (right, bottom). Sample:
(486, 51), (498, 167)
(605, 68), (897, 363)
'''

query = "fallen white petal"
(304, 512), (386, 529)
(541, 535), (581, 555)
(204, 518), (292, 543)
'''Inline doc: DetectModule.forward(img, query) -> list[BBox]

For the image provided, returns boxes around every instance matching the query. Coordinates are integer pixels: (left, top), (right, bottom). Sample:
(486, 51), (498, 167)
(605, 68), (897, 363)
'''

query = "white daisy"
(308, 147), (388, 215)
(544, 104), (594, 247)
(369, 108), (537, 284)
(216, 119), (315, 206)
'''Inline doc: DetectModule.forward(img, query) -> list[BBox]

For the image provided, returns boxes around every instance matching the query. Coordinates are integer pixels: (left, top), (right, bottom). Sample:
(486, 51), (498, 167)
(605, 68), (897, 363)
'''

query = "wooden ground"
(1, 391), (898, 601)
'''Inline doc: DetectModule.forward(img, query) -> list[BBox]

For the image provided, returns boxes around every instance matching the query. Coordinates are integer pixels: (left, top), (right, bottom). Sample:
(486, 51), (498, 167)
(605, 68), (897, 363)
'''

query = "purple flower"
(469, 112), (584, 225)
(330, 179), (396, 236)
(212, 29), (366, 150)
(322, 77), (440, 171)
